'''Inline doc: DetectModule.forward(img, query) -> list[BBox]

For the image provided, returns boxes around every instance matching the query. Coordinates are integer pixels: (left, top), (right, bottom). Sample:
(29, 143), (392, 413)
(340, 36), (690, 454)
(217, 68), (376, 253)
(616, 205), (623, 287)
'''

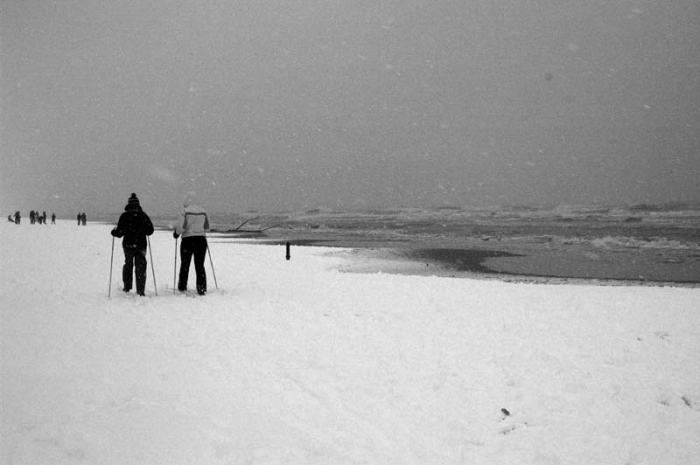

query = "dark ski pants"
(178, 236), (207, 294)
(123, 247), (148, 295)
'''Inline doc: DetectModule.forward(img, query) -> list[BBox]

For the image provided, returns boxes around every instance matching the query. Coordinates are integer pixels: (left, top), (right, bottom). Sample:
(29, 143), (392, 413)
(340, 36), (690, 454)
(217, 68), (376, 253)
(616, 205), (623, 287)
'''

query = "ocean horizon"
(19, 202), (698, 284)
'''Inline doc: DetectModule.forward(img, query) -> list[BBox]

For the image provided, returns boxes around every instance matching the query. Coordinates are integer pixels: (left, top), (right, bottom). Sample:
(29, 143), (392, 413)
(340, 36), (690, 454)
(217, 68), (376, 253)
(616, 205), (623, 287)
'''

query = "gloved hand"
(173, 232), (180, 239)
(111, 229), (119, 237)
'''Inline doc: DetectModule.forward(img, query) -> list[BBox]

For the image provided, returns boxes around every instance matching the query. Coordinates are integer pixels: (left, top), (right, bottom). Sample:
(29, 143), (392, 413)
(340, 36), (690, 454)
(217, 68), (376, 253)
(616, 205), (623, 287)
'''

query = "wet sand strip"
(402, 248), (522, 274)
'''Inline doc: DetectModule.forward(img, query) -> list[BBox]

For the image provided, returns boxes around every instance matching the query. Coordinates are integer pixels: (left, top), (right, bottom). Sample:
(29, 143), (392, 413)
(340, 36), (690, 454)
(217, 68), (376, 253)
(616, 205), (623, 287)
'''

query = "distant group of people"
(7, 211), (56, 225)
(8, 212), (21, 224)
(111, 192), (210, 297)
(77, 212), (87, 225)
(31, 211), (48, 224)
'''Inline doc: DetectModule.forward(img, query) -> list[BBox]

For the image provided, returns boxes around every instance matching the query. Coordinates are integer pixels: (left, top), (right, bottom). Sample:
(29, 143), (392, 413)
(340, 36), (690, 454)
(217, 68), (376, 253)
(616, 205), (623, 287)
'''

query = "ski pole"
(206, 238), (218, 289)
(173, 236), (178, 294)
(148, 236), (158, 296)
(108, 235), (115, 298)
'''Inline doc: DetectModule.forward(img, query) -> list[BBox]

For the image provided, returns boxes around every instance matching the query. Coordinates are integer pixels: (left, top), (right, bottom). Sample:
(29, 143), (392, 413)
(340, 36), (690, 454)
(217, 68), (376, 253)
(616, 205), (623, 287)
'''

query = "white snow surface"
(1, 221), (699, 465)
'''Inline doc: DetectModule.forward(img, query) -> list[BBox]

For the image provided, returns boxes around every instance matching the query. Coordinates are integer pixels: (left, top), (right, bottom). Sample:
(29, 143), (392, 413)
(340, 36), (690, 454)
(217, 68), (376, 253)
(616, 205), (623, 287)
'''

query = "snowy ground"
(1, 221), (699, 464)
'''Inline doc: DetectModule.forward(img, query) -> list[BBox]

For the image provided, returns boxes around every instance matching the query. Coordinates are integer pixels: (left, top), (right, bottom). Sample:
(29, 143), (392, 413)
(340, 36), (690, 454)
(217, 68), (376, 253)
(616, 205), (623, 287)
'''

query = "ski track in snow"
(1, 221), (699, 464)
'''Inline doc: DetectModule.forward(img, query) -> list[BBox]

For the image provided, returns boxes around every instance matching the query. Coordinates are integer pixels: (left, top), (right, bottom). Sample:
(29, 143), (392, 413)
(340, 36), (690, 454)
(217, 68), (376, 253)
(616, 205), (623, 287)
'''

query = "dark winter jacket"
(111, 204), (154, 250)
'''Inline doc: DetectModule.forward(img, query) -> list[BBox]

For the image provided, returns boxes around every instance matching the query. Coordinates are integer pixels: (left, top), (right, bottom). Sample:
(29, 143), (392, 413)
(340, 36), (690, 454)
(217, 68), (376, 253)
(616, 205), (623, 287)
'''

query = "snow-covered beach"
(2, 221), (699, 464)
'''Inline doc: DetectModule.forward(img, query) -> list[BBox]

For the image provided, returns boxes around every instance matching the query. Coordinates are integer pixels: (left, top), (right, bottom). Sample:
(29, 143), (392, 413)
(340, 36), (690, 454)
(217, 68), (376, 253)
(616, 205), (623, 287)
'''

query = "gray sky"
(2, 0), (699, 215)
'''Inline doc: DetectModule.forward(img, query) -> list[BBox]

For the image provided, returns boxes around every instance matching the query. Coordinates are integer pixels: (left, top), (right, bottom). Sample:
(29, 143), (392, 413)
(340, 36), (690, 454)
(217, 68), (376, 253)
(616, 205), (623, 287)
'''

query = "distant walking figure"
(51, 213), (56, 224)
(111, 193), (154, 296)
(173, 192), (210, 295)
(14, 211), (20, 224)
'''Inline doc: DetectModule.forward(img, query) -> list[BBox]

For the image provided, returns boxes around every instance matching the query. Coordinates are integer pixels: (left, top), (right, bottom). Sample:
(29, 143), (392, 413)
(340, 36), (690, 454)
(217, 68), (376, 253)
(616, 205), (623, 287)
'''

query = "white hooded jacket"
(175, 192), (210, 238)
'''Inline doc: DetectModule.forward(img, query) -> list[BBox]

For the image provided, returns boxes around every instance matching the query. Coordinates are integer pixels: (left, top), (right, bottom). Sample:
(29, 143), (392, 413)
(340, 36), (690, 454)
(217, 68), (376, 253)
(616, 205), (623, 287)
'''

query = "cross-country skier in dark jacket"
(111, 193), (154, 296)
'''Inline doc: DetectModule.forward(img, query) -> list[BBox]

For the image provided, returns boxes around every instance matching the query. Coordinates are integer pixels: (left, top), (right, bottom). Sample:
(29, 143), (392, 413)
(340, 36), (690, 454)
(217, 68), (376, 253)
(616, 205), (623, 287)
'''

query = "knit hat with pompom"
(128, 193), (140, 207)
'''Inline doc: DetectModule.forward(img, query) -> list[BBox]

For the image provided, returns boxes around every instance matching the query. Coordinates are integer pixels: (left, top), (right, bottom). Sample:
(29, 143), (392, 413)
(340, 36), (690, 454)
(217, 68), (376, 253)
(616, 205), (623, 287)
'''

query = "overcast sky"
(2, 0), (699, 215)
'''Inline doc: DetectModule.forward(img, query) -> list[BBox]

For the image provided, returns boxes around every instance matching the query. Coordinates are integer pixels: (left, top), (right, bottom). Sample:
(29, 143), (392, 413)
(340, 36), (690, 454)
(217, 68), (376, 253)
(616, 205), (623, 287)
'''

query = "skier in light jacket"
(173, 192), (210, 295)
